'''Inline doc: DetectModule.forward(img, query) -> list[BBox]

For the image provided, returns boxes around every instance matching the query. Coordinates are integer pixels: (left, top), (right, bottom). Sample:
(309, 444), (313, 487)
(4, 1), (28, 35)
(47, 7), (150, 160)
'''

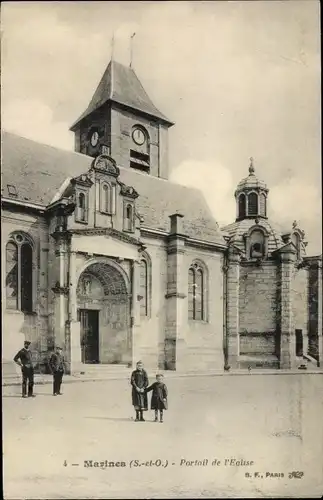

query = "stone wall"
(239, 262), (278, 355)
(110, 106), (168, 179)
(135, 236), (167, 372)
(291, 267), (308, 331)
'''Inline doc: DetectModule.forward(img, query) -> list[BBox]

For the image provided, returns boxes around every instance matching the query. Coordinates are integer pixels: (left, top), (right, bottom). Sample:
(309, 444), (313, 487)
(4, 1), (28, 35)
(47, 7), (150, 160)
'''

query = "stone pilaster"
(68, 249), (82, 374)
(165, 213), (186, 371)
(278, 246), (297, 369)
(51, 232), (70, 351)
(131, 258), (141, 368)
(307, 258), (323, 366)
(225, 246), (241, 369)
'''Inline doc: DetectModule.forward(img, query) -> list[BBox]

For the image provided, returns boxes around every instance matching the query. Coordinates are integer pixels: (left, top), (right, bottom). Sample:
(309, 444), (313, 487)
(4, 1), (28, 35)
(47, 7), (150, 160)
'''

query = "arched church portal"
(76, 261), (131, 365)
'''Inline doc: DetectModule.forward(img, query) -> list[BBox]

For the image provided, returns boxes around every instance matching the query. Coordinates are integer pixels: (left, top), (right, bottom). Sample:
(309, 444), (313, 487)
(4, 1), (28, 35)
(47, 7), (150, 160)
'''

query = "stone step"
(239, 355), (279, 369)
(79, 364), (131, 374)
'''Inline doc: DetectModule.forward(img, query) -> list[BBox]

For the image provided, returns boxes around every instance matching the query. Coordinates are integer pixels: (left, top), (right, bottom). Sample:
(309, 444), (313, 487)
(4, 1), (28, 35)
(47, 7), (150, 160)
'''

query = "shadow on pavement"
(85, 416), (157, 423)
(3, 393), (53, 398)
(2, 395), (23, 398)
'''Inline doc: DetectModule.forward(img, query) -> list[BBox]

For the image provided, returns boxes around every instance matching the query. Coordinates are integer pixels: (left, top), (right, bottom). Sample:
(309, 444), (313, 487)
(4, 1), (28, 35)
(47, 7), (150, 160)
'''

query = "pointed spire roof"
(70, 60), (173, 131)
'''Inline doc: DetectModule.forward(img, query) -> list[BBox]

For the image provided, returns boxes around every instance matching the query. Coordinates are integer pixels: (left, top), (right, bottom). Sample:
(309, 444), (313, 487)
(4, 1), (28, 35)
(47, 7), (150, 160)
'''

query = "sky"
(1, 1), (321, 253)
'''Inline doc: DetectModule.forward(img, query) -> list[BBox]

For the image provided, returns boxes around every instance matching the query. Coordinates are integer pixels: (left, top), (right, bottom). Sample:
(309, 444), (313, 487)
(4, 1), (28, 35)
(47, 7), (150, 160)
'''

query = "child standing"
(146, 374), (168, 423)
(130, 361), (149, 422)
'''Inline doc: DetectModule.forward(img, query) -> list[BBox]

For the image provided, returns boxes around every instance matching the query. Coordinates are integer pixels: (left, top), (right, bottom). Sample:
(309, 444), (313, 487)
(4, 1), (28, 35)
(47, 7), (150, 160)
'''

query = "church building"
(1, 59), (322, 376)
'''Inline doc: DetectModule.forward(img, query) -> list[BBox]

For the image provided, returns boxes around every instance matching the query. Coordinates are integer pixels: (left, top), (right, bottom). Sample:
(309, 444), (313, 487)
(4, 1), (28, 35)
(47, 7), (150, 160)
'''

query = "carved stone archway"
(76, 260), (131, 365)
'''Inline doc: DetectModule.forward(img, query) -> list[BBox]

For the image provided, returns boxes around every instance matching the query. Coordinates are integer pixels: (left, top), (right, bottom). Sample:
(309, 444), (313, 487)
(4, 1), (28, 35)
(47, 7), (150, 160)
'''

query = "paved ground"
(3, 374), (323, 499)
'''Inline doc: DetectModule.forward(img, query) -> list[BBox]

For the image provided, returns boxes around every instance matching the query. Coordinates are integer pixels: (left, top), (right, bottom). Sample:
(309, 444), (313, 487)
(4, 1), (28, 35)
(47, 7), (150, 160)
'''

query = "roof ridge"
(2, 130), (209, 195)
(1, 129), (86, 158)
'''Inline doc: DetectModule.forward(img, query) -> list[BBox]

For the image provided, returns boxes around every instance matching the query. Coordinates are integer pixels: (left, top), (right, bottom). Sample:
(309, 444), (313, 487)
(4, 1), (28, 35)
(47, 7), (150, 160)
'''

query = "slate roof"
(70, 60), (173, 130)
(221, 218), (284, 255)
(236, 172), (268, 192)
(1, 131), (225, 246)
(235, 162), (268, 194)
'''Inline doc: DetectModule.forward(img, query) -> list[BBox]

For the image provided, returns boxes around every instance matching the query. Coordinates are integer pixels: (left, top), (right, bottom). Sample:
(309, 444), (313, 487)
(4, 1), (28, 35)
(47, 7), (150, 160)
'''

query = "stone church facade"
(1, 60), (322, 375)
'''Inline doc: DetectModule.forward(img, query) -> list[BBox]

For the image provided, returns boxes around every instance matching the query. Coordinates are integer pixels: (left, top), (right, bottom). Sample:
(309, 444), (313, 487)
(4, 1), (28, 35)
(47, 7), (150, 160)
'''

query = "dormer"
(281, 220), (307, 262)
(242, 222), (271, 261)
(91, 153), (119, 218)
(119, 182), (139, 233)
(71, 173), (93, 224)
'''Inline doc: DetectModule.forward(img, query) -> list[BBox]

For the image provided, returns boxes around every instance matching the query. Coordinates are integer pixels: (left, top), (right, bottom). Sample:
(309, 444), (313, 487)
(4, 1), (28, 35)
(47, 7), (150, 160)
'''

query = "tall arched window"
(77, 192), (87, 222)
(238, 193), (246, 218)
(6, 233), (33, 312)
(259, 193), (267, 216)
(248, 192), (258, 216)
(188, 263), (206, 321)
(124, 204), (133, 232)
(102, 184), (112, 213)
(139, 259), (148, 317)
(101, 183), (115, 214)
(6, 242), (18, 310)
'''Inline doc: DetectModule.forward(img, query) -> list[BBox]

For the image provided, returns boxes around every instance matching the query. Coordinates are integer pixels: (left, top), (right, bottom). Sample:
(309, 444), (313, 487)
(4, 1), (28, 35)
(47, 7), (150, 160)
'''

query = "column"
(279, 249), (297, 369)
(52, 234), (69, 353)
(131, 258), (141, 368)
(68, 250), (82, 374)
(165, 213), (187, 371)
(226, 246), (240, 369)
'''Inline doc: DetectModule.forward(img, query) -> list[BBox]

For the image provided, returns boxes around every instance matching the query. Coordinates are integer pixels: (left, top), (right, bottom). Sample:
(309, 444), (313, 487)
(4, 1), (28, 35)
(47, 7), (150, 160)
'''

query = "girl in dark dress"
(130, 361), (149, 422)
(146, 374), (168, 423)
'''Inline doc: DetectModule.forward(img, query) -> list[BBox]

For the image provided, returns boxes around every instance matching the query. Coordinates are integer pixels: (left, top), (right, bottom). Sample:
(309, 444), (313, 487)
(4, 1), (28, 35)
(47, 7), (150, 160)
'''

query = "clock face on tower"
(132, 127), (146, 146)
(90, 130), (99, 147)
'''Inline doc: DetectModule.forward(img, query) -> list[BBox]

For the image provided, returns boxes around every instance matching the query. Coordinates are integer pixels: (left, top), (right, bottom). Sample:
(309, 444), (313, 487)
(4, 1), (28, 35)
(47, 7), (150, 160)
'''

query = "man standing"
(49, 346), (65, 396)
(13, 340), (35, 398)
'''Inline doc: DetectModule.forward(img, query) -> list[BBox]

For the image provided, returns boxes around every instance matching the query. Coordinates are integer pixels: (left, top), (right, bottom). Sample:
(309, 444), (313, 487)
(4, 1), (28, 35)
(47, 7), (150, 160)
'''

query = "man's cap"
(24, 340), (31, 345)
(56, 346), (63, 350)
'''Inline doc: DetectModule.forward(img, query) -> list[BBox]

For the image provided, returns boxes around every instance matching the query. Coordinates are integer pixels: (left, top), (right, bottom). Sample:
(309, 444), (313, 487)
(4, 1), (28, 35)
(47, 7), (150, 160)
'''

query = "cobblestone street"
(3, 374), (323, 498)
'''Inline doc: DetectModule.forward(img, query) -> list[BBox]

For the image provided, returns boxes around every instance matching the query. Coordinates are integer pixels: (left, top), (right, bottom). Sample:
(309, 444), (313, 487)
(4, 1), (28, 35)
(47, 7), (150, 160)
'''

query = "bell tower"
(70, 60), (174, 179)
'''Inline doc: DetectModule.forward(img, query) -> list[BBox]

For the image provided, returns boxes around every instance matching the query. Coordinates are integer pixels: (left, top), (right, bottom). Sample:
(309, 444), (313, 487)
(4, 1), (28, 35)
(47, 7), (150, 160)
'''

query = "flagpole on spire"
(130, 32), (136, 68)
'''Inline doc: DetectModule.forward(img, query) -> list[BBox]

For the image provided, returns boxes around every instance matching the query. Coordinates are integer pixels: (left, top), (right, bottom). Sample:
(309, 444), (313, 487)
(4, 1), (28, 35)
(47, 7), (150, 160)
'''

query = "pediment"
(118, 181), (139, 199)
(71, 227), (142, 246)
(272, 241), (297, 255)
(91, 154), (120, 178)
(71, 173), (93, 187)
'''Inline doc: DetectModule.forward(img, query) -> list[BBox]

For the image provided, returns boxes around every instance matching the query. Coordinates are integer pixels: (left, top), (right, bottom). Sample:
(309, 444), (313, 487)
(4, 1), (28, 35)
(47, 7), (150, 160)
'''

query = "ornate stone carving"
(71, 173), (93, 187)
(92, 154), (120, 178)
(119, 182), (139, 199)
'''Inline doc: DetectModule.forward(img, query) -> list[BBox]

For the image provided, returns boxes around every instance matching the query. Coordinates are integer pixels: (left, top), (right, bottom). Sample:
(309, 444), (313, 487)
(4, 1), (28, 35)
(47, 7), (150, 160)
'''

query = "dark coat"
(131, 369), (149, 410)
(13, 348), (33, 369)
(49, 352), (65, 373)
(146, 382), (168, 410)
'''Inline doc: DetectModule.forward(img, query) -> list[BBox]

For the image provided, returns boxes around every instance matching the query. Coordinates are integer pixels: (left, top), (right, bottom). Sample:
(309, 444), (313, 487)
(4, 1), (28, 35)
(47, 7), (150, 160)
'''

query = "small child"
(130, 361), (149, 422)
(146, 374), (168, 423)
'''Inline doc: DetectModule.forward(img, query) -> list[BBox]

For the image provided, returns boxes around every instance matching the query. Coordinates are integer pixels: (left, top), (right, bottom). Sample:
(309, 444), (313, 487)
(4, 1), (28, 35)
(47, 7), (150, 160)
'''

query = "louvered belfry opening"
(130, 149), (150, 172)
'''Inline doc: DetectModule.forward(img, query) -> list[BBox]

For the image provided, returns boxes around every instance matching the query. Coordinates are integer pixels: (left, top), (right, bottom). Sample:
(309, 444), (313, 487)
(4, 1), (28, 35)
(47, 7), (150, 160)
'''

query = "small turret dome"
(234, 158), (269, 222)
